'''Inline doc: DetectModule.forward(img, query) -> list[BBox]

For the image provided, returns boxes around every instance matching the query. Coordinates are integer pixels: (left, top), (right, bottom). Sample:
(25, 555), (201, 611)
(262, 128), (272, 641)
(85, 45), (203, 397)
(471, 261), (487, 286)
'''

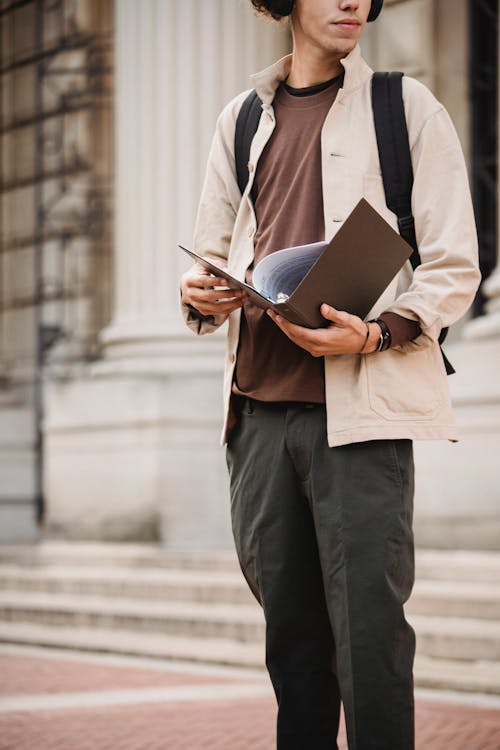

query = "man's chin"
(323, 37), (359, 58)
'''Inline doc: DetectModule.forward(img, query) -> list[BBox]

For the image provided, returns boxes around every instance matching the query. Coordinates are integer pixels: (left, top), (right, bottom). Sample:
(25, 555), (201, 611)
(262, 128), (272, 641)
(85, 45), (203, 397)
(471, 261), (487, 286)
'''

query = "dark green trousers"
(226, 399), (415, 750)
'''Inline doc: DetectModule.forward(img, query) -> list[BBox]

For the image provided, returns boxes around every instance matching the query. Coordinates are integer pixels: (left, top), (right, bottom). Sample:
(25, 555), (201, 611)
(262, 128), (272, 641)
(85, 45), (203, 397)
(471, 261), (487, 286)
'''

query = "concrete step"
(0, 621), (265, 668)
(0, 564), (256, 605)
(1, 621), (499, 697)
(1, 543), (500, 696)
(2, 543), (499, 581)
(0, 542), (240, 572)
(409, 614), (500, 662)
(0, 591), (265, 642)
(415, 549), (500, 583)
(407, 579), (500, 620)
(413, 655), (500, 696)
(2, 566), (499, 619)
(1, 589), (498, 662)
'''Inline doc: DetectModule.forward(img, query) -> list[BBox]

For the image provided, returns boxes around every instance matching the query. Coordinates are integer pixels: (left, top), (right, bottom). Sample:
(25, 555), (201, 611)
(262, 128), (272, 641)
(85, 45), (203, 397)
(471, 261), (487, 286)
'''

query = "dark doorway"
(469, 0), (498, 315)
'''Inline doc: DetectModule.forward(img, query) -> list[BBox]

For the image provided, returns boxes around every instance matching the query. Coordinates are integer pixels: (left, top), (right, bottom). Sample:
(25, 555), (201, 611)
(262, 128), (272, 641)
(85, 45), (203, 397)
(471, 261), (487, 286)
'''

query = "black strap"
(234, 90), (263, 195)
(372, 72), (454, 374)
(372, 72), (420, 270)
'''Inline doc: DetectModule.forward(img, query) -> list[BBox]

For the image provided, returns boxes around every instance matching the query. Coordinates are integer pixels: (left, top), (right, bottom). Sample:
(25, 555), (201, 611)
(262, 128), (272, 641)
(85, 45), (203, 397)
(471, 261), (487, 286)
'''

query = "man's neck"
(286, 48), (345, 89)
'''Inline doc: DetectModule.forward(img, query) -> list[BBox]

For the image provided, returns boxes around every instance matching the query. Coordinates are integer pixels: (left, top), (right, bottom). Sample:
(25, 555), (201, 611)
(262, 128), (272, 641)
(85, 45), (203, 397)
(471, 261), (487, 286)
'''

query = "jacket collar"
(250, 44), (373, 106)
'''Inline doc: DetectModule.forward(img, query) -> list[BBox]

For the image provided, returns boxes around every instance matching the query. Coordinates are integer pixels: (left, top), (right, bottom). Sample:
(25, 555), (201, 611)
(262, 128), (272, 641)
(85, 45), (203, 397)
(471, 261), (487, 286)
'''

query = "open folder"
(179, 198), (412, 328)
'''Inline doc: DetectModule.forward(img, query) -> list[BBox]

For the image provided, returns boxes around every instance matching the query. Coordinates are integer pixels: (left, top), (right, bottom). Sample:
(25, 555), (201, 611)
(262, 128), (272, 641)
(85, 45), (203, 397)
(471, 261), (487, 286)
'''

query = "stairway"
(0, 542), (499, 695)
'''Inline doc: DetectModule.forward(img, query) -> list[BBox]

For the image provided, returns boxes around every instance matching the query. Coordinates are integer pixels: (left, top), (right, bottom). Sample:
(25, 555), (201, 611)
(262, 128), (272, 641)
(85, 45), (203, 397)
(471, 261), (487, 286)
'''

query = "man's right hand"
(180, 261), (248, 317)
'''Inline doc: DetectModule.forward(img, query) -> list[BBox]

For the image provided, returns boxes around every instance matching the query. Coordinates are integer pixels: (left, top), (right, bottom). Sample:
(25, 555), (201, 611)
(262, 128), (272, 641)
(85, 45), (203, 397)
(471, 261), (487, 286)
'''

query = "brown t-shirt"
(233, 76), (420, 403)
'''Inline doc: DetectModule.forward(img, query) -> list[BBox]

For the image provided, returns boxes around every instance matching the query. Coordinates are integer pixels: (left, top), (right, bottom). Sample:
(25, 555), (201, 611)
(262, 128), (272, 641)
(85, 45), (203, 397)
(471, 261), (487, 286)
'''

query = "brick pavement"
(0, 653), (234, 695)
(1, 645), (500, 750)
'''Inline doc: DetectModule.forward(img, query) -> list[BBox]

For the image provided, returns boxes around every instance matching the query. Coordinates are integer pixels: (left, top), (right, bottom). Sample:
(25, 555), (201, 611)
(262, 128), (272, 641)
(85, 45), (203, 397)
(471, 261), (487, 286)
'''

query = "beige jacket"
(182, 45), (480, 447)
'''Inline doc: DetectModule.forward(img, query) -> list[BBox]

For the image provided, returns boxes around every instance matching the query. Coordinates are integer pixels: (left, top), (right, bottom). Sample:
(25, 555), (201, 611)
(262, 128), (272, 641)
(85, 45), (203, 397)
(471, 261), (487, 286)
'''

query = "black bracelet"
(358, 323), (371, 354)
(369, 318), (392, 352)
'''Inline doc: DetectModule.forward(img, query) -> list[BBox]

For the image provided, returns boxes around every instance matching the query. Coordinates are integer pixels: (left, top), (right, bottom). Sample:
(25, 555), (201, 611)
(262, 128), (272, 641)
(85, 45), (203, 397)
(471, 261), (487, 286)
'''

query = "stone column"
(99, 0), (289, 367)
(44, 0), (290, 545)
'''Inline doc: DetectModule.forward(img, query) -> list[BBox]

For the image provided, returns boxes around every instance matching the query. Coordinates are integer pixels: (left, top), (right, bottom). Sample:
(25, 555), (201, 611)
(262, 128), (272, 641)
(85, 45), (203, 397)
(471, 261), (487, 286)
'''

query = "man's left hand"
(267, 304), (379, 357)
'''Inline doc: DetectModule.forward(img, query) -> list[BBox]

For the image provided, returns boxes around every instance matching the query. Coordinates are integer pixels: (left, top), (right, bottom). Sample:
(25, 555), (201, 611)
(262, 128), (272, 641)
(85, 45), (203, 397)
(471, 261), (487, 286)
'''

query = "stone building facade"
(1, 0), (498, 550)
(0, 0), (113, 540)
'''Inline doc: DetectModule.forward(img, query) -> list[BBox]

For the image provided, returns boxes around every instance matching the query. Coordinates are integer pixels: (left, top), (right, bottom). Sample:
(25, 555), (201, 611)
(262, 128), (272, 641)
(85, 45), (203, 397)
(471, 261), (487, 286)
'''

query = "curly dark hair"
(249, 0), (295, 20)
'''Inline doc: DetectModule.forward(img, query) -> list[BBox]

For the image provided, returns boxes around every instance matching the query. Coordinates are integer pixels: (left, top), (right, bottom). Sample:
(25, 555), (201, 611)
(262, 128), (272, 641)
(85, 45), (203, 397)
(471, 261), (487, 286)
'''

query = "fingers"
(267, 310), (328, 356)
(321, 305), (366, 340)
(267, 312), (313, 341)
(267, 307), (369, 356)
(190, 264), (229, 289)
(188, 284), (242, 303)
(187, 281), (247, 315)
(191, 290), (247, 315)
(196, 298), (247, 316)
(181, 260), (248, 316)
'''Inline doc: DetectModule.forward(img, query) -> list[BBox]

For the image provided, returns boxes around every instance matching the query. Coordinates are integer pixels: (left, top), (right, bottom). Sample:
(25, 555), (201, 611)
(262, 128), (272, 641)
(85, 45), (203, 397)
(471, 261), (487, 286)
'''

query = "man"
(180, 1), (480, 748)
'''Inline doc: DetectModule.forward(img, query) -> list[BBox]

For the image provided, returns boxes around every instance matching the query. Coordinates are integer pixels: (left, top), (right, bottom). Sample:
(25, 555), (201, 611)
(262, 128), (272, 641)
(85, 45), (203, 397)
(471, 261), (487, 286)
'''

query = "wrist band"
(359, 323), (371, 354)
(369, 318), (392, 352)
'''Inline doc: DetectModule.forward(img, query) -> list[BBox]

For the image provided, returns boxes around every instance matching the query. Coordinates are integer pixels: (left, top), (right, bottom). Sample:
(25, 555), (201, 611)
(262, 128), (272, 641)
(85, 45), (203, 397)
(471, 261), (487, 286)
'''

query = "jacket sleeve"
(385, 95), (481, 352)
(181, 93), (248, 336)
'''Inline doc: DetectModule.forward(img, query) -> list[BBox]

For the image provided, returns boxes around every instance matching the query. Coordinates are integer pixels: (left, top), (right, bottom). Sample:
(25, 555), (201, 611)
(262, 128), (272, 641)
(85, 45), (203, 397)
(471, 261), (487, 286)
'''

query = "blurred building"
(0, 0), (498, 550)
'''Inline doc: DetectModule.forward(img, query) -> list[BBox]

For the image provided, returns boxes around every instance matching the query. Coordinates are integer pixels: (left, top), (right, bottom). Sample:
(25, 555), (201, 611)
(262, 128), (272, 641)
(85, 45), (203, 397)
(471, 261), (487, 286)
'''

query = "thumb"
(320, 304), (349, 325)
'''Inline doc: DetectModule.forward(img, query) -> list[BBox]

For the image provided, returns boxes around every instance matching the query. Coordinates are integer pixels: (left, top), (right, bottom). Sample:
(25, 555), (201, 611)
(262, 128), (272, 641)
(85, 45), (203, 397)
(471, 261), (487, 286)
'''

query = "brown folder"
(179, 198), (412, 328)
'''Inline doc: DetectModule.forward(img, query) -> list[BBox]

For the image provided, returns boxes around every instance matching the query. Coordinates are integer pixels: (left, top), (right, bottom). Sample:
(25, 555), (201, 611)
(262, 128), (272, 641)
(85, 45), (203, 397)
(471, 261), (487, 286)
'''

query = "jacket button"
(247, 162), (254, 172)
(248, 226), (255, 237)
(230, 353), (236, 363)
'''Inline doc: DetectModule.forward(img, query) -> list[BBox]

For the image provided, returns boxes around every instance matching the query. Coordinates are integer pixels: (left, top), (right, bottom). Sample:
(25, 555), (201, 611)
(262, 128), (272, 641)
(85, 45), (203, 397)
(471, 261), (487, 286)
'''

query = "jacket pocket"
(365, 346), (445, 421)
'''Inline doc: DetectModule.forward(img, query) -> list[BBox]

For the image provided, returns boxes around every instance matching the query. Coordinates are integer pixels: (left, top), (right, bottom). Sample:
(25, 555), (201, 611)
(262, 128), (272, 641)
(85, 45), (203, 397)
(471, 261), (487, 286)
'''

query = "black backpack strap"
(234, 89), (263, 195)
(372, 72), (454, 374)
(372, 72), (420, 270)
